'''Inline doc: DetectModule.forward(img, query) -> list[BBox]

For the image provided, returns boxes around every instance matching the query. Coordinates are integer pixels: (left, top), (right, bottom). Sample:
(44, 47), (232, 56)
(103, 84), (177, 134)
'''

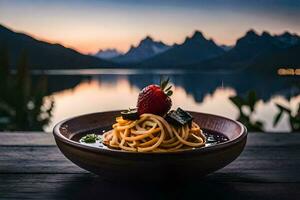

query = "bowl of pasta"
(53, 110), (247, 181)
(53, 79), (247, 181)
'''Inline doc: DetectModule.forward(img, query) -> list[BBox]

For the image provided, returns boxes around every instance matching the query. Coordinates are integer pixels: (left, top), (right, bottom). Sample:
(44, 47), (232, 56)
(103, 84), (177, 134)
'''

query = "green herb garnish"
(80, 134), (101, 143)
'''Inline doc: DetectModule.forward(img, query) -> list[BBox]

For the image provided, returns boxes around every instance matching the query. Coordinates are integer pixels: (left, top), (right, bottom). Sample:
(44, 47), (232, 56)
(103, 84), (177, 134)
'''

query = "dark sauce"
(203, 130), (229, 147)
(75, 128), (229, 150)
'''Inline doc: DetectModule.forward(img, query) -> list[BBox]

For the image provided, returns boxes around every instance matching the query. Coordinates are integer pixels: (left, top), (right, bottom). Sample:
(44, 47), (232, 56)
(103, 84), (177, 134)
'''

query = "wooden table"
(0, 132), (299, 200)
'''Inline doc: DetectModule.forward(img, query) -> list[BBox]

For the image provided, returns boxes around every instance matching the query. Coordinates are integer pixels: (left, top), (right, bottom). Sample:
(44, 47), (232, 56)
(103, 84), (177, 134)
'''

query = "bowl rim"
(53, 110), (247, 156)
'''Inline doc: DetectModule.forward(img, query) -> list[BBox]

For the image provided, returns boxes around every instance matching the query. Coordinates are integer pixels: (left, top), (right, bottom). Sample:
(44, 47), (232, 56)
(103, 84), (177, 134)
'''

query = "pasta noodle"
(103, 113), (206, 152)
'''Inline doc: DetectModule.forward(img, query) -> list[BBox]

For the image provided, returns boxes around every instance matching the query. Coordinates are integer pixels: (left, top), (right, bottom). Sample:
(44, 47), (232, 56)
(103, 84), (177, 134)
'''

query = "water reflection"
(42, 72), (300, 132)
(1, 62), (299, 132)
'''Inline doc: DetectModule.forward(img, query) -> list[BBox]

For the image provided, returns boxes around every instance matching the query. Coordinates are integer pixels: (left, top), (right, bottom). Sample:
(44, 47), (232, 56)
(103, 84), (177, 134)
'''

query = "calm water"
(36, 69), (300, 132)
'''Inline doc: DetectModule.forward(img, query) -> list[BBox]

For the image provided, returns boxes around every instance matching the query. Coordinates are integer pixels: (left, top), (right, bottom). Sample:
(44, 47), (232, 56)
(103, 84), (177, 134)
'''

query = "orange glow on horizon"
(15, 28), (239, 55)
(4, 23), (300, 55)
(1, 1), (300, 55)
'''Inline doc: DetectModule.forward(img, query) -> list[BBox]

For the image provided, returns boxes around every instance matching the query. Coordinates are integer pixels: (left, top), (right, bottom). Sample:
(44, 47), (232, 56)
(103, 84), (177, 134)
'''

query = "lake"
(34, 69), (300, 132)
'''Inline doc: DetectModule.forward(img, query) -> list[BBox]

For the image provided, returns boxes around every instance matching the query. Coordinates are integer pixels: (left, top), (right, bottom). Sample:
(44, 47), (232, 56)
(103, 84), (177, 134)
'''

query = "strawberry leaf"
(159, 77), (163, 88)
(166, 90), (173, 96)
(165, 85), (172, 92)
(160, 77), (169, 90)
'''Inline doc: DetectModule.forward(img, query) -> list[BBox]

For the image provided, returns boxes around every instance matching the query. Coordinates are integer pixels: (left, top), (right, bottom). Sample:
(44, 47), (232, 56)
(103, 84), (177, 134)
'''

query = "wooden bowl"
(53, 111), (247, 181)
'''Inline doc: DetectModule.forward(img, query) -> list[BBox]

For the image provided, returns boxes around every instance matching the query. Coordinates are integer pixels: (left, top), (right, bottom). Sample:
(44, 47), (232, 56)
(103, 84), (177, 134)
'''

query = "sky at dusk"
(0, 0), (299, 54)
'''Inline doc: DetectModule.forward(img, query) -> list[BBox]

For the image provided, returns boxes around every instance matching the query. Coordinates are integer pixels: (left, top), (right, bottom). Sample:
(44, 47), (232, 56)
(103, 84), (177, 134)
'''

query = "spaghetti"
(103, 113), (206, 152)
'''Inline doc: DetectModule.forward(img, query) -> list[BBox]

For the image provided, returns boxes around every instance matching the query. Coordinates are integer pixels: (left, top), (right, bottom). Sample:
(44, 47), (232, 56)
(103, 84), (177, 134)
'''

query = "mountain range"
(186, 30), (300, 70)
(94, 48), (122, 59)
(0, 23), (299, 72)
(139, 31), (225, 67)
(96, 29), (300, 71)
(0, 24), (113, 69)
(111, 36), (170, 64)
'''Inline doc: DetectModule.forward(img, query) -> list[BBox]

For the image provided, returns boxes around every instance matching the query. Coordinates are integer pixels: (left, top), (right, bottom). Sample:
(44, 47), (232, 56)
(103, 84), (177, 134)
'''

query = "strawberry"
(137, 78), (173, 116)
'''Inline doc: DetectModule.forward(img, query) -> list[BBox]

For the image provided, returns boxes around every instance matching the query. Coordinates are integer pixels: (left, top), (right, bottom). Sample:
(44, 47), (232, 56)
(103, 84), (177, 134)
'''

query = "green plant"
(0, 48), (54, 131)
(229, 90), (264, 132)
(273, 103), (300, 132)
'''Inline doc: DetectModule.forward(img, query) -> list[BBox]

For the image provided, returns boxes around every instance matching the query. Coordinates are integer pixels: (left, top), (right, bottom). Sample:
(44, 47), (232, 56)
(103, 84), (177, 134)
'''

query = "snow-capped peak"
(94, 48), (122, 59)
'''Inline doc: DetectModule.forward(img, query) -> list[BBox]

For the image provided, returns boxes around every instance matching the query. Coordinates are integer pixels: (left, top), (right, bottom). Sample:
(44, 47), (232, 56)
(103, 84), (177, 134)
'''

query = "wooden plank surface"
(0, 132), (300, 200)
(1, 174), (300, 200)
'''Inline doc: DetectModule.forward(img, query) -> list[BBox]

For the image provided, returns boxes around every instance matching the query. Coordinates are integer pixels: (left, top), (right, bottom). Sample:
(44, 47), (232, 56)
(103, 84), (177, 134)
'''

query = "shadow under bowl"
(53, 111), (247, 181)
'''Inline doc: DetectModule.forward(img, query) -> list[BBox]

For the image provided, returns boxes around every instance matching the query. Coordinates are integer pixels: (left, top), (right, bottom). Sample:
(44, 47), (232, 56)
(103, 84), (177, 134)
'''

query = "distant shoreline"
(9, 68), (242, 76)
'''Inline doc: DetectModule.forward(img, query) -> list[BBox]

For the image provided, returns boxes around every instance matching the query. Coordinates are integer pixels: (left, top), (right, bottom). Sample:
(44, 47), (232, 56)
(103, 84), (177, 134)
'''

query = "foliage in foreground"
(0, 47), (54, 131)
(230, 90), (300, 132)
(274, 103), (300, 132)
(229, 91), (264, 132)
